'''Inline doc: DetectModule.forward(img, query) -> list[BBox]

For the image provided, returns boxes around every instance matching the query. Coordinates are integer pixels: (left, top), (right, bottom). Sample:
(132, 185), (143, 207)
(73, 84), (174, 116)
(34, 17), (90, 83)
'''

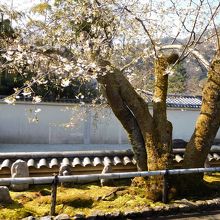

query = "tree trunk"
(150, 55), (176, 170)
(179, 52), (220, 193)
(96, 54), (178, 200)
(97, 65), (149, 171)
(184, 53), (220, 168)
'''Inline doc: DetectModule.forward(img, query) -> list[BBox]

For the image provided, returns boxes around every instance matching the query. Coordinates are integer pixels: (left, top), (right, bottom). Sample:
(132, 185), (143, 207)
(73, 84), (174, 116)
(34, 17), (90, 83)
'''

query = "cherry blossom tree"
(1, 0), (220, 200)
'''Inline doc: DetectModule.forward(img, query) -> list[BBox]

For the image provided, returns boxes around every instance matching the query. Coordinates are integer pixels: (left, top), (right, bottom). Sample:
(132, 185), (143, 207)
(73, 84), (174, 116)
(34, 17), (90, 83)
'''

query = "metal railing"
(2, 166), (220, 216)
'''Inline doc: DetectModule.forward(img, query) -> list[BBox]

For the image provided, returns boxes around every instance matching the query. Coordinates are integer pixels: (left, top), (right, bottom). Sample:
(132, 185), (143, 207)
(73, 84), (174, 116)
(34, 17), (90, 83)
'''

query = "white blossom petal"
(61, 79), (71, 87)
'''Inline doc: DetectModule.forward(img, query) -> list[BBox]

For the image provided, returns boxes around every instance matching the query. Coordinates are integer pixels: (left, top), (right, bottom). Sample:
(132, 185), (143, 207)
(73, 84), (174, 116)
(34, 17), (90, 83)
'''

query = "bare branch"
(169, 0), (192, 44)
(123, 6), (158, 58)
(159, 44), (210, 70)
(175, 0), (204, 64)
(194, 1), (220, 48)
(207, 0), (220, 51)
(120, 55), (142, 72)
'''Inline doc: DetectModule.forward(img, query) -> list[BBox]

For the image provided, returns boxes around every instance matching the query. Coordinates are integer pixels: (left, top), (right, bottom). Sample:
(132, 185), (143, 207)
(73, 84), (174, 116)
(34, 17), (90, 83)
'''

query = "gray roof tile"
(1, 93), (203, 109)
(27, 159), (35, 168)
(113, 156), (122, 166)
(49, 158), (59, 168)
(38, 158), (47, 168)
(62, 158), (70, 166)
(1, 159), (10, 169)
(166, 95), (202, 108)
(82, 157), (92, 167)
(103, 157), (111, 166)
(0, 146), (220, 177)
(93, 157), (102, 166)
(123, 156), (132, 165)
(144, 92), (202, 109)
(213, 153), (220, 160)
(174, 154), (184, 163)
(73, 157), (81, 167)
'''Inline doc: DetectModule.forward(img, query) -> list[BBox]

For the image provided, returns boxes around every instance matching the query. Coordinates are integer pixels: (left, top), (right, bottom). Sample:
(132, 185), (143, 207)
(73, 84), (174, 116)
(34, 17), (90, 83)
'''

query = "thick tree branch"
(97, 60), (153, 132)
(153, 54), (179, 125)
(153, 56), (169, 125)
(184, 52), (220, 168)
(97, 70), (148, 171)
(105, 86), (147, 171)
(150, 54), (178, 170)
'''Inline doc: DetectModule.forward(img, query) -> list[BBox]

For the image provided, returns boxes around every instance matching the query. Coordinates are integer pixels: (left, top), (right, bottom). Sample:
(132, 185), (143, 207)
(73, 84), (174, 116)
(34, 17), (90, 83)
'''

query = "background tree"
(168, 63), (188, 94)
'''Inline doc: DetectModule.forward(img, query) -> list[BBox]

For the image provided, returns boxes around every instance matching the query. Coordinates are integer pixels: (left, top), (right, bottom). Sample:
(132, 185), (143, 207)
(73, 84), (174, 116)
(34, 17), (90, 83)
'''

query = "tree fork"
(97, 60), (153, 132)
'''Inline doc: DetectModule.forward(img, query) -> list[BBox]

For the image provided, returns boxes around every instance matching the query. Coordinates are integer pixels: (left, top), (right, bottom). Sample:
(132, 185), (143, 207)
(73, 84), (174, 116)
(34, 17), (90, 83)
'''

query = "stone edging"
(84, 198), (220, 219)
(22, 197), (220, 220)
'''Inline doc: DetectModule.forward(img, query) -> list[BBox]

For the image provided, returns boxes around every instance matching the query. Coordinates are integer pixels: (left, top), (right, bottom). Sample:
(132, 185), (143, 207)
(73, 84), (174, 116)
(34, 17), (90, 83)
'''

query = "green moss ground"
(1, 174), (220, 219)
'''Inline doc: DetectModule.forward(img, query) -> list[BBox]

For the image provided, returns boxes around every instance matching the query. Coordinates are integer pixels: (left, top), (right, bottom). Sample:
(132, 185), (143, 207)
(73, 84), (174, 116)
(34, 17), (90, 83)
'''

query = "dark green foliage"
(32, 78), (99, 103)
(0, 72), (24, 95)
(0, 19), (15, 38)
(0, 71), (99, 102)
(168, 63), (188, 94)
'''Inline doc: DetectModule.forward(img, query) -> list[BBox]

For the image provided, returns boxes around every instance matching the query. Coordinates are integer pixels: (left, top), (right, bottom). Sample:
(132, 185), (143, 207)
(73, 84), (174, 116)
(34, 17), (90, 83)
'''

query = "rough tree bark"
(96, 54), (178, 200)
(97, 63), (149, 171)
(180, 51), (220, 191)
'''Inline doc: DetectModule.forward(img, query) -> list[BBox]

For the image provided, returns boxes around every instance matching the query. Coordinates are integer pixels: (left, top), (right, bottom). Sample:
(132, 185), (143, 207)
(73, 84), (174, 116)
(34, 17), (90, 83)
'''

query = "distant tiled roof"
(166, 95), (202, 108)
(143, 92), (202, 109)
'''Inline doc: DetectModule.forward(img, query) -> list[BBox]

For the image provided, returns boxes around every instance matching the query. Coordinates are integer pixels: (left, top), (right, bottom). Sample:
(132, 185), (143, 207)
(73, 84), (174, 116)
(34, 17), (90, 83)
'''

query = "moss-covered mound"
(0, 174), (220, 219)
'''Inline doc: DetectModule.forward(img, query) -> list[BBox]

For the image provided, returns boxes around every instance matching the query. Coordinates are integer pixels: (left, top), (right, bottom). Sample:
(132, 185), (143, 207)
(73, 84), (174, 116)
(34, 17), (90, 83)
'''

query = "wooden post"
(162, 169), (169, 204)
(50, 174), (58, 216)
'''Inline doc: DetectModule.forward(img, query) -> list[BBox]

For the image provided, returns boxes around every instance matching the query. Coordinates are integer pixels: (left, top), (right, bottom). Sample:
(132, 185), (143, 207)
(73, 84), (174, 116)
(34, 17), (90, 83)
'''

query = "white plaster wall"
(89, 108), (127, 144)
(0, 102), (219, 144)
(0, 102), (126, 144)
(0, 102), (83, 144)
(168, 108), (219, 141)
(167, 109), (200, 141)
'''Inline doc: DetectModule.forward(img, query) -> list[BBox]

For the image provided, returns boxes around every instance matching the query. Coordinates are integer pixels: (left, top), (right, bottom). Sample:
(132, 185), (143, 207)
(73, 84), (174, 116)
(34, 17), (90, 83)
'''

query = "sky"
(1, 0), (41, 11)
